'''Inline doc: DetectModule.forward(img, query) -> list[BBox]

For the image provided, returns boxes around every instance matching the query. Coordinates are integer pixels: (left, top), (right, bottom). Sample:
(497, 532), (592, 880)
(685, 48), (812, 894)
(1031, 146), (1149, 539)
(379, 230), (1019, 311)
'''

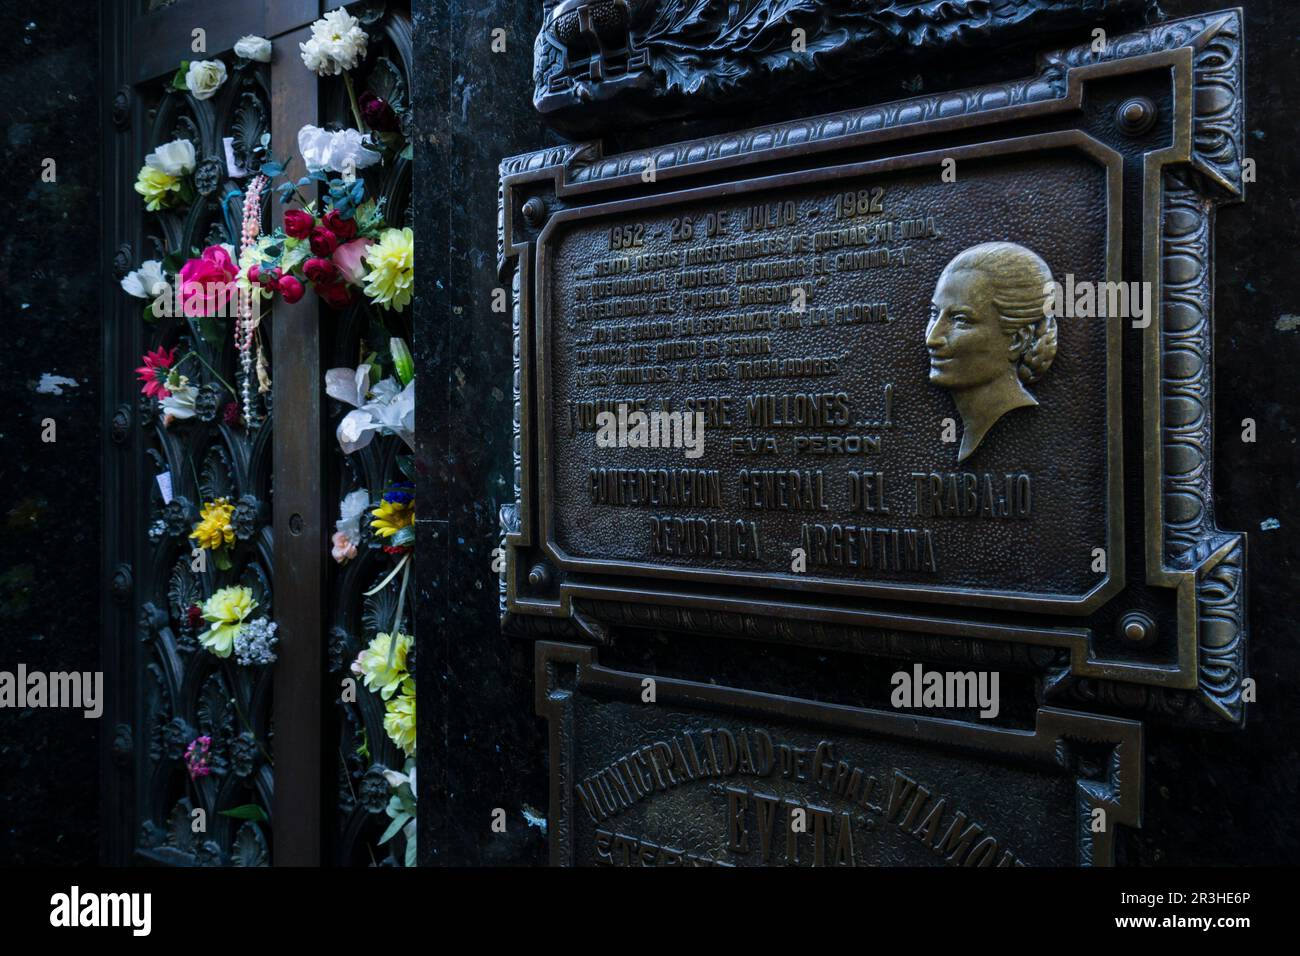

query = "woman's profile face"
(925, 266), (1011, 390)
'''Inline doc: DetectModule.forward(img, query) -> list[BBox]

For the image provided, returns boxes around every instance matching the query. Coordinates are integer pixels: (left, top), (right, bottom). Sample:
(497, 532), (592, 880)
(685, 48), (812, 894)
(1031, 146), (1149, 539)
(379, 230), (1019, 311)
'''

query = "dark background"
(0, 0), (1295, 865)
(0, 2), (102, 865)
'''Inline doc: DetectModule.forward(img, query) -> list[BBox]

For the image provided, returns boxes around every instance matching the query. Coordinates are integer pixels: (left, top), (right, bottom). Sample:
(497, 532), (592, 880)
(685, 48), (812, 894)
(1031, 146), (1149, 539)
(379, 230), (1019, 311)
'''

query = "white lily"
(325, 365), (414, 453)
(121, 260), (169, 299)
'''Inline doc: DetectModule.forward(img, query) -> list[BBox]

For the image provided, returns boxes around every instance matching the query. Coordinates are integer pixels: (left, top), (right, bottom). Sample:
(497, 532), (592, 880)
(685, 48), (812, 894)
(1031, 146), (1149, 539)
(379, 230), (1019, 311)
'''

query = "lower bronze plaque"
(537, 643), (1143, 867)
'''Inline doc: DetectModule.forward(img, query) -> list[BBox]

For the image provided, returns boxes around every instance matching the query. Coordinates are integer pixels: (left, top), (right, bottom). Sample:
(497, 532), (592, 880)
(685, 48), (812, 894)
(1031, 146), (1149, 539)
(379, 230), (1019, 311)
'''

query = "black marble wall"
(413, 0), (1300, 865)
(0, 0), (101, 865)
(414, 0), (555, 865)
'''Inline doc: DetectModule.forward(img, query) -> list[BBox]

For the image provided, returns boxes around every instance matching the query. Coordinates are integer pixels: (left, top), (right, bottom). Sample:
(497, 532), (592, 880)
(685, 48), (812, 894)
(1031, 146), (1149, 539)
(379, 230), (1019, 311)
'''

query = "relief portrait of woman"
(924, 241), (1059, 462)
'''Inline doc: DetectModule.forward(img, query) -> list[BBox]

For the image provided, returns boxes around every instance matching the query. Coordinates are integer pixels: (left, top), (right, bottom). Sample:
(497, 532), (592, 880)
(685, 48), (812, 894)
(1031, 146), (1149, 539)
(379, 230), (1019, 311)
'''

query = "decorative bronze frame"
(535, 642), (1144, 866)
(501, 11), (1248, 724)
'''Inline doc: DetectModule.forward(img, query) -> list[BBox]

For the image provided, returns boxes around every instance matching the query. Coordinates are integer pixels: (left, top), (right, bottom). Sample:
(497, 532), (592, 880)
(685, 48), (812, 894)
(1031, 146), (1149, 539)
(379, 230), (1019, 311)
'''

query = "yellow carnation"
(363, 227), (413, 313)
(198, 585), (257, 658)
(134, 164), (182, 211)
(383, 678), (416, 756)
(190, 498), (236, 551)
(357, 631), (412, 700)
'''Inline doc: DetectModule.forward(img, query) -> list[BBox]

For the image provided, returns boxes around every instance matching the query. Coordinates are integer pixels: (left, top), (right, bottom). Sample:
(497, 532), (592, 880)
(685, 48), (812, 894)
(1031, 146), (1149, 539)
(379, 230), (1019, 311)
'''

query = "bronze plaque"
(536, 643), (1143, 867)
(538, 140), (1122, 612)
(502, 11), (1249, 727)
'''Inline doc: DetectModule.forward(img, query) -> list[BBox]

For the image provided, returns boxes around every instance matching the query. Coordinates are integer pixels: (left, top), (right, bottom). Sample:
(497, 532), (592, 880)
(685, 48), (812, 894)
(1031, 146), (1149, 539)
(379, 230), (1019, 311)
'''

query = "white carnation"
(144, 138), (196, 177)
(297, 124), (381, 175)
(185, 59), (228, 101)
(299, 8), (368, 76)
(234, 35), (273, 63)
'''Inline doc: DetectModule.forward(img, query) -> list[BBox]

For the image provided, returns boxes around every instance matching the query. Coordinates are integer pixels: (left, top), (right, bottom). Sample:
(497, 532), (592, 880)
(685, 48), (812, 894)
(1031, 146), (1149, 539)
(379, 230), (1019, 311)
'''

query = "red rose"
(304, 257), (340, 285)
(222, 402), (241, 426)
(360, 92), (401, 133)
(259, 266), (282, 288)
(323, 210), (358, 242)
(278, 274), (306, 304)
(186, 605), (203, 629)
(284, 210), (314, 239)
(318, 281), (355, 310)
(310, 226), (339, 257)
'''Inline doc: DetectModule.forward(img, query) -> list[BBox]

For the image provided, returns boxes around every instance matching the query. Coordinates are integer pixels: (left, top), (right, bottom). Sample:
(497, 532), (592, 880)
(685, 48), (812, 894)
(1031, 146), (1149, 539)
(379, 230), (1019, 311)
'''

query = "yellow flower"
(198, 585), (257, 658)
(190, 498), (236, 551)
(383, 678), (416, 756)
(134, 165), (182, 211)
(370, 498), (414, 538)
(363, 227), (413, 313)
(356, 632), (412, 700)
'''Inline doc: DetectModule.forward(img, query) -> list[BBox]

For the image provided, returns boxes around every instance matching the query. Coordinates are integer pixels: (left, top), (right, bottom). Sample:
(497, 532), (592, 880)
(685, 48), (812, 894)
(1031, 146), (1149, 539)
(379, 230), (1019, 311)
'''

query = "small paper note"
(156, 471), (174, 504)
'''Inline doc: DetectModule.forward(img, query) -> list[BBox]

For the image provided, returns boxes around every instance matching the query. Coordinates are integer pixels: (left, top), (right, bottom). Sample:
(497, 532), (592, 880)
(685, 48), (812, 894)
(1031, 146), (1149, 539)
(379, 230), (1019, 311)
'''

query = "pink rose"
(178, 245), (238, 317)
(332, 238), (374, 285)
(332, 531), (358, 564)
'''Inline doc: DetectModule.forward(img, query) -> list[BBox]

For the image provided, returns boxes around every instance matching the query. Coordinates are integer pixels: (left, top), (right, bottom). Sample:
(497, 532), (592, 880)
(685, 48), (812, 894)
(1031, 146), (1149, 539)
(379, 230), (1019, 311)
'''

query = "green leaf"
(261, 161), (284, 178)
(404, 834), (417, 868)
(390, 337), (414, 386)
(399, 143), (413, 163)
(214, 549), (233, 572)
(396, 454), (416, 481)
(143, 303), (158, 324)
(378, 812), (410, 844)
(391, 526), (415, 548)
(172, 62), (190, 92)
(218, 804), (269, 823)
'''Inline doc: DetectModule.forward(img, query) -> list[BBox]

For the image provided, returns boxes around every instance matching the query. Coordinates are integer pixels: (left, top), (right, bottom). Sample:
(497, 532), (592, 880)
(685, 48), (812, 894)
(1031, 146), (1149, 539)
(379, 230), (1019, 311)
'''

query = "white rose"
(121, 260), (169, 299)
(185, 59), (228, 100)
(234, 35), (272, 63)
(297, 124), (381, 175)
(299, 9), (368, 76)
(144, 138), (196, 177)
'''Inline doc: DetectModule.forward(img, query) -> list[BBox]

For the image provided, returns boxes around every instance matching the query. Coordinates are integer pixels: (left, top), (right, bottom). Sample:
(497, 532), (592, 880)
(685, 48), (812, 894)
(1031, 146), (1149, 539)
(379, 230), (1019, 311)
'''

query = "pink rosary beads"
(237, 174), (268, 428)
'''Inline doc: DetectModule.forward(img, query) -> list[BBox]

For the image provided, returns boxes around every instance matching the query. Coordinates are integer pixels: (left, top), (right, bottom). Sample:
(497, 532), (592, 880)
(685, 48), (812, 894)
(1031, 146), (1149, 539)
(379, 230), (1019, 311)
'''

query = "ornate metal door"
(101, 0), (414, 867)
